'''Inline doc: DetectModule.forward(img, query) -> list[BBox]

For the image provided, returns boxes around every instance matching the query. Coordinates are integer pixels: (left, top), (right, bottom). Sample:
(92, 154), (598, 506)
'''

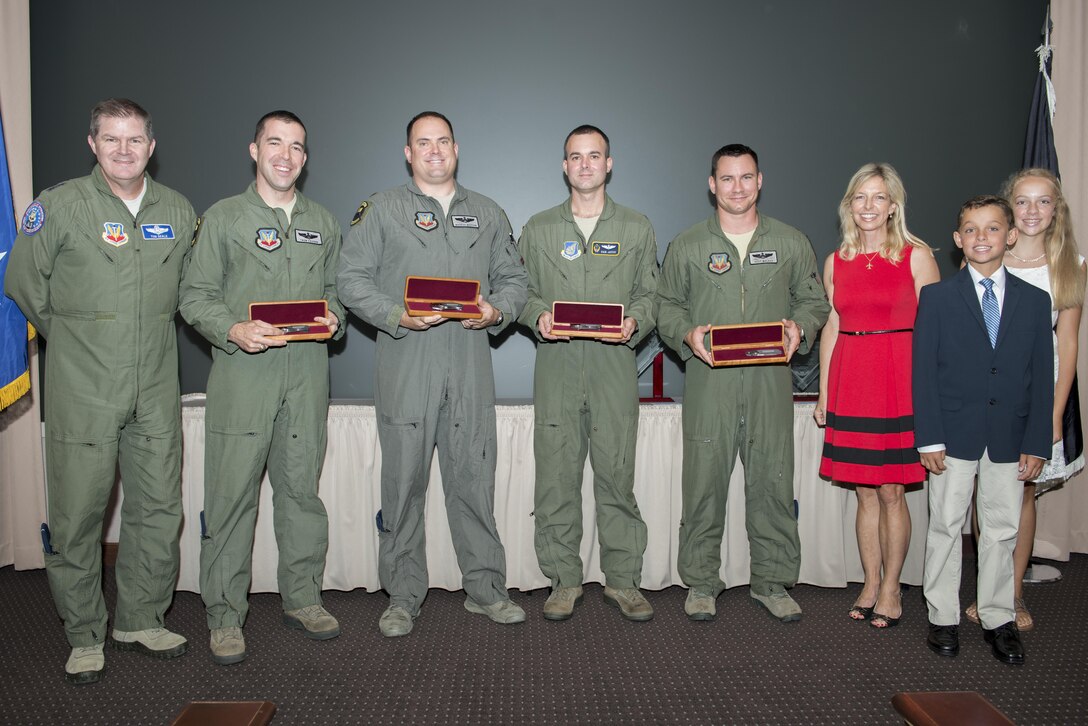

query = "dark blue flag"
(1024, 6), (1059, 174)
(1022, 5), (1081, 462)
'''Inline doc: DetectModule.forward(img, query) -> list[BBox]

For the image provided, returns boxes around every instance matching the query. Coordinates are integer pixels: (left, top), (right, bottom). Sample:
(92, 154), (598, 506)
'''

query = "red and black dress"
(819, 246), (925, 486)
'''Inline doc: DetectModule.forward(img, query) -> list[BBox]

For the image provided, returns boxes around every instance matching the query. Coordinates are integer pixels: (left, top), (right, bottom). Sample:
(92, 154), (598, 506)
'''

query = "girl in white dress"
(966, 168), (1086, 631)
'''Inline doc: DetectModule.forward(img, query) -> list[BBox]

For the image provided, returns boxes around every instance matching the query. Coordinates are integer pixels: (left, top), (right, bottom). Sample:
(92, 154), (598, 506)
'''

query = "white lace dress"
(1007, 260), (1086, 490)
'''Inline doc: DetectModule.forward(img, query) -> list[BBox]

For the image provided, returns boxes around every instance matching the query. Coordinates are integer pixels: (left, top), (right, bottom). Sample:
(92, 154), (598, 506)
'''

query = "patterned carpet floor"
(0, 552), (1084, 724)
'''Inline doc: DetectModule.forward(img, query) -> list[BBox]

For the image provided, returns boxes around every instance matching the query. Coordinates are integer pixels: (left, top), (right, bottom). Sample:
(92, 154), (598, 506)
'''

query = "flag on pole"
(1024, 3), (1060, 173)
(0, 110), (32, 411)
(1021, 4), (1081, 462)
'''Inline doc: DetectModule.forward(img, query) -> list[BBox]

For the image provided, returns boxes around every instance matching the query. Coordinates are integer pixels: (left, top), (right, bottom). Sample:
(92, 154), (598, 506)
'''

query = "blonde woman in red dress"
(815, 163), (940, 628)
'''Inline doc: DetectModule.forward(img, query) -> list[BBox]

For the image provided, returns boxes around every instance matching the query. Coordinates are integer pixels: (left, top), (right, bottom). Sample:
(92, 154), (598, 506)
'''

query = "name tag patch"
(749, 250), (778, 265)
(102, 222), (128, 247)
(141, 223), (175, 240)
(561, 241), (581, 261)
(295, 229), (322, 245)
(451, 214), (479, 228)
(591, 242), (619, 256)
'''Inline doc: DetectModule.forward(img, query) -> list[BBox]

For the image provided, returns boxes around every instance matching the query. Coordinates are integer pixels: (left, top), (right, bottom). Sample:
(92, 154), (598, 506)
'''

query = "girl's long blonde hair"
(837, 163), (929, 264)
(1002, 168), (1085, 310)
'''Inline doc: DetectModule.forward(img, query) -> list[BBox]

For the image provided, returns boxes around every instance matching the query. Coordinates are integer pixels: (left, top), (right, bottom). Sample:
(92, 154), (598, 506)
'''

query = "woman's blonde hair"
(837, 163), (929, 264)
(1002, 168), (1085, 310)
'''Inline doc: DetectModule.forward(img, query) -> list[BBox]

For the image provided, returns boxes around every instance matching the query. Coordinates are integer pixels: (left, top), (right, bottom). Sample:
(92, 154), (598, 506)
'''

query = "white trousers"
(923, 450), (1022, 629)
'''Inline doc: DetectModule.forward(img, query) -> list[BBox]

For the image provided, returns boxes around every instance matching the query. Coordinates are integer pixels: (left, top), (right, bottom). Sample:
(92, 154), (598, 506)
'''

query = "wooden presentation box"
(404, 276), (483, 319)
(709, 322), (786, 366)
(550, 301), (625, 340)
(171, 700), (276, 726)
(249, 299), (332, 341)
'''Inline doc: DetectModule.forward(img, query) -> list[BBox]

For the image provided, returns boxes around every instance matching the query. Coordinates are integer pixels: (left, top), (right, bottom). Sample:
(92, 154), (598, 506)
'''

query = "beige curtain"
(1035, 0), (1088, 558)
(134, 399), (928, 594)
(0, 0), (46, 571)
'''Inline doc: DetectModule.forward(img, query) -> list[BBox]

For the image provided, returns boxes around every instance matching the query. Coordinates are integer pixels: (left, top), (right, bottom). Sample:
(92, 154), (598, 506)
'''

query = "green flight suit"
(178, 184), (345, 629)
(517, 196), (658, 589)
(337, 181), (527, 616)
(6, 166), (195, 647)
(656, 214), (829, 596)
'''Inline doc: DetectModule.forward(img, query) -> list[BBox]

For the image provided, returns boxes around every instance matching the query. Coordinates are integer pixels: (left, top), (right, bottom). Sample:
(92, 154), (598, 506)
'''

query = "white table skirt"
(106, 397), (929, 593)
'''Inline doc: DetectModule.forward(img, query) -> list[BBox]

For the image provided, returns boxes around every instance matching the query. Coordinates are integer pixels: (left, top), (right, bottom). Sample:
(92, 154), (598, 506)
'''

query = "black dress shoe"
(927, 623), (959, 657)
(984, 622), (1025, 666)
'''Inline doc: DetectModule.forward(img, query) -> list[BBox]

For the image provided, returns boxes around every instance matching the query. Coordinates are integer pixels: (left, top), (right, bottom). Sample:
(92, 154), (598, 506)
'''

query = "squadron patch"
(351, 200), (370, 226)
(414, 211), (438, 231)
(561, 241), (581, 261)
(295, 229), (323, 245)
(591, 242), (619, 256)
(748, 250), (778, 265)
(255, 228), (282, 252)
(102, 223), (129, 247)
(21, 201), (45, 236)
(451, 214), (479, 228)
(708, 252), (731, 274)
(141, 223), (175, 240)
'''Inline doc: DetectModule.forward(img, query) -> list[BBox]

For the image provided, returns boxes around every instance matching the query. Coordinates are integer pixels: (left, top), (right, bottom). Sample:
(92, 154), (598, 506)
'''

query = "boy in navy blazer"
(913, 196), (1053, 665)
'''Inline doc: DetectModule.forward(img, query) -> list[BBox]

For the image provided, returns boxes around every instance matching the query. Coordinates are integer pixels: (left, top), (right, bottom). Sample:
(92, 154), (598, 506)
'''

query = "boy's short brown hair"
(958, 195), (1013, 227)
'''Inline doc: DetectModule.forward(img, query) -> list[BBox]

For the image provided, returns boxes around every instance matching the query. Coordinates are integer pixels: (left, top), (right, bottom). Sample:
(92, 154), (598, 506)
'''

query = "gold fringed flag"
(1, 111), (31, 411)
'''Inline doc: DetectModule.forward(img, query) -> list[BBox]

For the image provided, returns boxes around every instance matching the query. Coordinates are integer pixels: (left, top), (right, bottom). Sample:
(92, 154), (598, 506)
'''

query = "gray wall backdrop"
(29, 0), (1046, 400)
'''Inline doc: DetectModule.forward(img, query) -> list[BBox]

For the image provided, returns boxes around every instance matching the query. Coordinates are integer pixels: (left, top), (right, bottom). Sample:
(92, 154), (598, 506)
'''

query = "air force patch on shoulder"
(21, 201), (45, 236)
(351, 200), (370, 226)
(708, 252), (731, 274)
(255, 228), (282, 252)
(561, 241), (581, 261)
(591, 242), (619, 256)
(141, 223), (175, 240)
(415, 211), (438, 231)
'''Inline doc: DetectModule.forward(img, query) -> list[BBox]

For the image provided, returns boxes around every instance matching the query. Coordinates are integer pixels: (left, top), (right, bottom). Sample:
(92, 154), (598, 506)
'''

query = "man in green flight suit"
(337, 111), (528, 637)
(6, 99), (195, 684)
(179, 111), (345, 664)
(657, 144), (830, 623)
(518, 125), (659, 622)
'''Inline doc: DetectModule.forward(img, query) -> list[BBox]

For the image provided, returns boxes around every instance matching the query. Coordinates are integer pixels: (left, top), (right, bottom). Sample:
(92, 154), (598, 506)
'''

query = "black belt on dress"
(839, 328), (913, 336)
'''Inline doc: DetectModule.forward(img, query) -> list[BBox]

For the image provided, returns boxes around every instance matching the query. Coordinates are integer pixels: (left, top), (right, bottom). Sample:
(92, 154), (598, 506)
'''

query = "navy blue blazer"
(912, 266), (1053, 463)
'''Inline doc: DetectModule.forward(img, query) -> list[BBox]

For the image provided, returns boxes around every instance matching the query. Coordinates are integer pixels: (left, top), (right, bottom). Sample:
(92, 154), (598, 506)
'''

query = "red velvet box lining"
(248, 300), (332, 340)
(709, 322), (786, 366)
(709, 323), (782, 346)
(552, 302), (624, 326)
(404, 276), (482, 318)
(550, 301), (624, 339)
(404, 277), (479, 301)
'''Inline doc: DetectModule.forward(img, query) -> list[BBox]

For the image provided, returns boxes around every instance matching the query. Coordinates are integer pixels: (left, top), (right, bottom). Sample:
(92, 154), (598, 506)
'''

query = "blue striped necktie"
(980, 278), (999, 348)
